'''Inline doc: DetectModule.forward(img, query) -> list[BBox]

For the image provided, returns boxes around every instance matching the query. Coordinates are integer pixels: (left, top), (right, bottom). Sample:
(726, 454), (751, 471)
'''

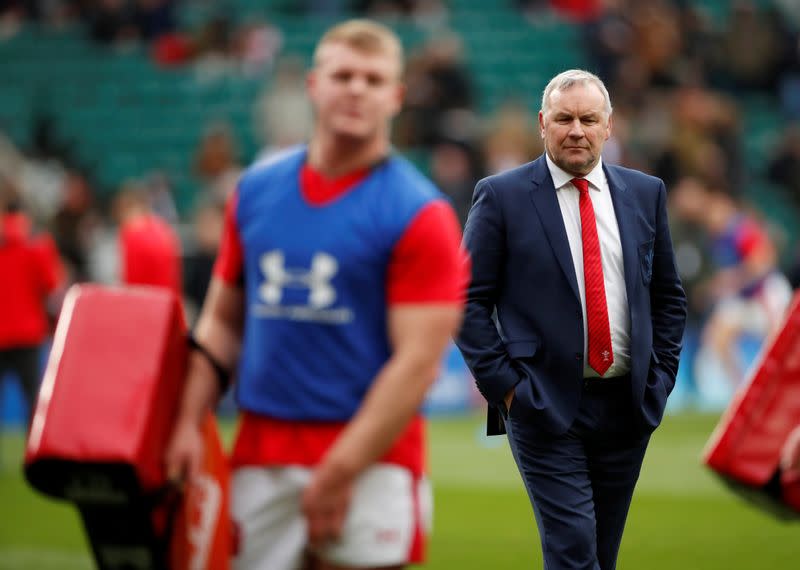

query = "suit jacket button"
(575, 353), (583, 360)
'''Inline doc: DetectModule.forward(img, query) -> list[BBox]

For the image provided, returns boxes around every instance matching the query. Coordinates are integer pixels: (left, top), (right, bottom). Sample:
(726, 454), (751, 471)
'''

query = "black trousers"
(0, 345), (42, 422)
(504, 376), (650, 570)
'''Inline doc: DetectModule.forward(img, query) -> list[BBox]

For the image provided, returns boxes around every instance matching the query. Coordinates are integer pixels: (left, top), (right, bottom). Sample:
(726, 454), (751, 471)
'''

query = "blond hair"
(313, 19), (404, 71)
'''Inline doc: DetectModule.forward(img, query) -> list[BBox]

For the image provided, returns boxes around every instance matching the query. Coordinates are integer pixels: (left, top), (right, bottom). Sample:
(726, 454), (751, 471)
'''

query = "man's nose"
(569, 119), (586, 139)
(348, 76), (367, 94)
(568, 120), (585, 138)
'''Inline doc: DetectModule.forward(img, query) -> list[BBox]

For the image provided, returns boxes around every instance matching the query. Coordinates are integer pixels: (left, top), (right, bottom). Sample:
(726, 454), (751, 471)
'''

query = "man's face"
(307, 43), (404, 142)
(539, 82), (611, 177)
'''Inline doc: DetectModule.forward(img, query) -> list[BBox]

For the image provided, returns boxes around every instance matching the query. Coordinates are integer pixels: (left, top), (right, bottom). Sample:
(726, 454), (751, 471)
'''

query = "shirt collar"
(545, 153), (605, 192)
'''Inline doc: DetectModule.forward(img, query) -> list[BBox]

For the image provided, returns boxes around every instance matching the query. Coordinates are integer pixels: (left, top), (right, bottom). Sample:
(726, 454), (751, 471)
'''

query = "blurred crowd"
(2, 0), (800, 411)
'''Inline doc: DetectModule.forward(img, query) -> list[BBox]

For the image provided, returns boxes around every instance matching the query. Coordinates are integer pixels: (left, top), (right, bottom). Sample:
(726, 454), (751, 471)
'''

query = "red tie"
(572, 178), (614, 376)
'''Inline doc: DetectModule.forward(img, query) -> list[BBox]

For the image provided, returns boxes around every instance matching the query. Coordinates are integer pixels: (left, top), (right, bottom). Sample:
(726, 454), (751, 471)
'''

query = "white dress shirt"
(546, 154), (631, 378)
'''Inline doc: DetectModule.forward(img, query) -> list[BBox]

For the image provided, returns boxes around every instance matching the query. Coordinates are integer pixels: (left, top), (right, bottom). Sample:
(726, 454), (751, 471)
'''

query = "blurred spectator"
(482, 100), (542, 174)
(354, 0), (448, 27)
(133, 0), (175, 42)
(397, 32), (474, 147)
(143, 170), (178, 225)
(354, 0), (415, 18)
(192, 14), (237, 81)
(581, 0), (633, 85)
(232, 19), (283, 77)
(253, 55), (313, 156)
(85, 0), (139, 45)
(429, 138), (482, 227)
(182, 199), (224, 321)
(628, 0), (683, 88)
(712, 1), (786, 92)
(670, 177), (793, 386)
(151, 30), (193, 66)
(83, 0), (175, 45)
(50, 169), (99, 283)
(193, 121), (242, 202)
(0, 178), (64, 424)
(654, 86), (741, 191)
(548, 0), (602, 22)
(112, 181), (182, 297)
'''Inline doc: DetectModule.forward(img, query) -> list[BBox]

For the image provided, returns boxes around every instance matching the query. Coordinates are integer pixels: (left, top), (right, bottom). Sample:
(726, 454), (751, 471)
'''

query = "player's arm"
(166, 190), (245, 482)
(326, 304), (461, 470)
(303, 303), (462, 544)
(165, 278), (244, 481)
(302, 200), (467, 545)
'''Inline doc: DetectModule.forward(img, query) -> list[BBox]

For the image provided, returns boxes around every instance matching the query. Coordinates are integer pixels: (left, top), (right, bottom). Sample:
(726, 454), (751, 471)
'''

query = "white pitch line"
(0, 548), (93, 570)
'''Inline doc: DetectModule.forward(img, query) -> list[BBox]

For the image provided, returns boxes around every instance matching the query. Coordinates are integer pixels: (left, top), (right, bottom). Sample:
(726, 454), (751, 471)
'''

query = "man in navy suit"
(455, 69), (687, 569)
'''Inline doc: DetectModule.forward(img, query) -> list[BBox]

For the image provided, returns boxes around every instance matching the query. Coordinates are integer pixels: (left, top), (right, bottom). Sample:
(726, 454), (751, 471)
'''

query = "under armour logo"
(602, 350), (611, 362)
(259, 250), (338, 308)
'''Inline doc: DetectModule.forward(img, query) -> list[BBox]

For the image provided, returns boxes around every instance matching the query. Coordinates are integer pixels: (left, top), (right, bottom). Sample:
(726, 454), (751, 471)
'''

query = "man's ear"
(306, 70), (317, 102)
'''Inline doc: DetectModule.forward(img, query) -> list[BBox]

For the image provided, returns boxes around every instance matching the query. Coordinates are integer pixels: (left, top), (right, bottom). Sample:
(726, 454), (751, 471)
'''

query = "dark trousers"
(0, 345), (42, 422)
(504, 377), (650, 570)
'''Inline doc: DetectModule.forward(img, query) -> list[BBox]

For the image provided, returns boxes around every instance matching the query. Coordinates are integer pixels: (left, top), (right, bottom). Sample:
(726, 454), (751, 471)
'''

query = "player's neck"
(307, 132), (390, 178)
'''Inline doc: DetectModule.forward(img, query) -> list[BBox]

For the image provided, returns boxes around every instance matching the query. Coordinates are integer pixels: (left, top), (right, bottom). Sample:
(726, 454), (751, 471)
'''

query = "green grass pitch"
(1, 412), (797, 569)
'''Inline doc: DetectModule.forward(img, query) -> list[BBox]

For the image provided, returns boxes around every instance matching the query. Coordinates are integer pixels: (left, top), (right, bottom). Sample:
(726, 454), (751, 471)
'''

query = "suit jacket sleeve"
(455, 178), (522, 406)
(650, 180), (688, 389)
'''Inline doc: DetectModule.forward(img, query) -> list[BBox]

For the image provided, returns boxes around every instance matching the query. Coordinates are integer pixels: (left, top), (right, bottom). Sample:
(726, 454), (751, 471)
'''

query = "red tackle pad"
(703, 292), (800, 516)
(24, 284), (188, 495)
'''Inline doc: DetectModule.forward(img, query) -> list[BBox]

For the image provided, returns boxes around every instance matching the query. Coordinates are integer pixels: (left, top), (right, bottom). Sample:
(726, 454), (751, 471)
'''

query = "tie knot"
(572, 178), (589, 194)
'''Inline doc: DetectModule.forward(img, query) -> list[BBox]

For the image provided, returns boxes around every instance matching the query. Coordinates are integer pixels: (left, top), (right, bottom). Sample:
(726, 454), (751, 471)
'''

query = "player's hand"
(781, 425), (800, 475)
(301, 463), (354, 548)
(164, 419), (205, 484)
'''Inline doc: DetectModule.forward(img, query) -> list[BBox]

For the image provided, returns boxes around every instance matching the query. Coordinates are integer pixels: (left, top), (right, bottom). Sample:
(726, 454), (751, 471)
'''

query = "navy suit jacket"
(455, 155), (688, 436)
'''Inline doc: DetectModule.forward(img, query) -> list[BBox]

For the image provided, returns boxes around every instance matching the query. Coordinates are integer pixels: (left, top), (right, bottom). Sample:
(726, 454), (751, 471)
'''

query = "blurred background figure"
(182, 199), (225, 322)
(50, 168), (99, 284)
(193, 121), (242, 202)
(429, 138), (482, 227)
(253, 55), (313, 158)
(482, 100), (542, 175)
(670, 176), (793, 388)
(112, 181), (182, 298)
(0, 177), (64, 427)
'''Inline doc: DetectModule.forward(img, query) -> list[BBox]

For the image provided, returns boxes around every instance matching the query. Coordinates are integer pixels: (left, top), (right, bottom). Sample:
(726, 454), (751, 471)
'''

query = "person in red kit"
(165, 19), (469, 570)
(670, 176), (793, 387)
(0, 183), (64, 425)
(113, 184), (182, 297)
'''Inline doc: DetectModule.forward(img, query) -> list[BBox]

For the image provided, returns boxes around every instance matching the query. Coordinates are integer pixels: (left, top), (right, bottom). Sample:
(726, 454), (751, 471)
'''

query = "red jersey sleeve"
(213, 189), (245, 286)
(387, 200), (470, 305)
(736, 219), (770, 259)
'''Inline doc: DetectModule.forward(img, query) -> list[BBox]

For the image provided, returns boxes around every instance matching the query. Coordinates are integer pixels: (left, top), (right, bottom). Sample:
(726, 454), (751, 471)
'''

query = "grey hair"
(540, 69), (613, 117)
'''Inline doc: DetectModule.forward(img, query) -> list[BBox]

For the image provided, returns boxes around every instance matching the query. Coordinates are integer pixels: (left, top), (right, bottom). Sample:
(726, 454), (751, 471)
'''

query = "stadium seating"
(0, 1), (789, 219)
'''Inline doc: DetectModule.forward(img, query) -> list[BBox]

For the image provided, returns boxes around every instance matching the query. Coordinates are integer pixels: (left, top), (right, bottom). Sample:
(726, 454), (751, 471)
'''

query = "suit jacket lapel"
(528, 156), (581, 302)
(604, 164), (638, 309)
